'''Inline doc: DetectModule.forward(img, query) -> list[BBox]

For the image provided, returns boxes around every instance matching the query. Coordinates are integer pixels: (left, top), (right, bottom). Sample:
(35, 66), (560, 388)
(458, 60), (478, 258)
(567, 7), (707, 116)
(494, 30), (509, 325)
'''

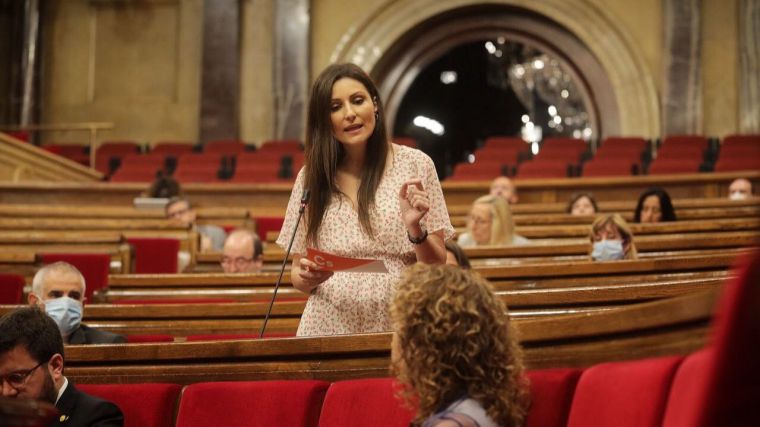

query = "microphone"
(259, 189), (310, 338)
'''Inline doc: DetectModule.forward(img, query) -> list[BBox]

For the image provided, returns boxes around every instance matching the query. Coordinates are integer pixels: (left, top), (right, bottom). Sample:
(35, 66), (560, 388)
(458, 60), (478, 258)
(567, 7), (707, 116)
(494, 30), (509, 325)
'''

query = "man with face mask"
(728, 178), (753, 201)
(0, 306), (124, 426)
(28, 262), (125, 345)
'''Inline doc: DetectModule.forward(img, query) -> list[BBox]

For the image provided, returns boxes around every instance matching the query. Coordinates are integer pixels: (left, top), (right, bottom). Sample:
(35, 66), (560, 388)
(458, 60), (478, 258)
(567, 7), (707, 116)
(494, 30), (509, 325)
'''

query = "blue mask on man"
(44, 296), (83, 337)
(591, 240), (625, 261)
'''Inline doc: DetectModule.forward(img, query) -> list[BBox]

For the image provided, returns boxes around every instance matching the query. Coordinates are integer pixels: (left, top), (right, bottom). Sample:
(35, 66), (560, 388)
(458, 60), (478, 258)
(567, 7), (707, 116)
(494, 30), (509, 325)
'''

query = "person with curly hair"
(390, 264), (529, 427)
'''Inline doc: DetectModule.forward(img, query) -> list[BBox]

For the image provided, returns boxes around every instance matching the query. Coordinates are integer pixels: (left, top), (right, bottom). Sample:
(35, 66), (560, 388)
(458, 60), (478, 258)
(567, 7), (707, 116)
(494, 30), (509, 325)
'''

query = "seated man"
(222, 229), (264, 273)
(165, 196), (227, 252)
(489, 176), (518, 204)
(728, 178), (753, 200)
(0, 306), (124, 426)
(28, 262), (125, 345)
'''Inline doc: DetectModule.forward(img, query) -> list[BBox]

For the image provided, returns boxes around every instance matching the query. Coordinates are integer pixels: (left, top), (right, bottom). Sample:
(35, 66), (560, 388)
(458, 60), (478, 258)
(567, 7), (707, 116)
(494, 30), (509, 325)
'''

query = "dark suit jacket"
(68, 324), (126, 345)
(52, 381), (124, 427)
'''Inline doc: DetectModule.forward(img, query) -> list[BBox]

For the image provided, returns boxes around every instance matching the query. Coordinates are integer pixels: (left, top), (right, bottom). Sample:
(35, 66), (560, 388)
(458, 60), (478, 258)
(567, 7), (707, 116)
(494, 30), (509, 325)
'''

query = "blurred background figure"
(728, 178), (753, 201)
(590, 214), (638, 261)
(566, 192), (599, 216)
(634, 187), (677, 223)
(458, 195), (529, 247)
(221, 229), (263, 273)
(390, 264), (528, 427)
(165, 197), (227, 252)
(489, 176), (518, 204)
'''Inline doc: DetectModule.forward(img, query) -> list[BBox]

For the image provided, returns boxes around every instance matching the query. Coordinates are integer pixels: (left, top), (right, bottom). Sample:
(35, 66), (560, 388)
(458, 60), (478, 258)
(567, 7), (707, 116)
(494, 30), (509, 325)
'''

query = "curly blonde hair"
(390, 263), (529, 426)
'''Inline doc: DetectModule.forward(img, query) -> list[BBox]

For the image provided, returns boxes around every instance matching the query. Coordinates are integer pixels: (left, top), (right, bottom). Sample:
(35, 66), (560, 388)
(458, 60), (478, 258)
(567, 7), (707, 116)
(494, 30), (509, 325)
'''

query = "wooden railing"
(0, 122), (114, 168)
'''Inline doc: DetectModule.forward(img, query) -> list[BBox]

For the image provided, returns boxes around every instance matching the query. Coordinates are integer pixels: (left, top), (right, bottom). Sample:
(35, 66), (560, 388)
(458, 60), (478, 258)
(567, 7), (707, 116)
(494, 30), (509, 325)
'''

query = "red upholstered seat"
(694, 250), (760, 426)
(582, 158), (637, 177)
(175, 380), (328, 427)
(566, 355), (683, 427)
(78, 383), (182, 427)
(661, 348), (713, 427)
(516, 160), (569, 178)
(0, 273), (25, 304)
(255, 216), (285, 240)
(317, 378), (415, 427)
(449, 161), (506, 180)
(125, 334), (175, 343)
(204, 140), (249, 155)
(648, 158), (701, 174)
(126, 238), (179, 274)
(258, 139), (303, 153)
(39, 253), (110, 301)
(525, 368), (583, 427)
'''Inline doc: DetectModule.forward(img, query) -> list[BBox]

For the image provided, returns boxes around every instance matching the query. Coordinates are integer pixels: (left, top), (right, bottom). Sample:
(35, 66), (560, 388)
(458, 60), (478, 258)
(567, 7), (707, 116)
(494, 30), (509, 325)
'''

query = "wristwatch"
(407, 229), (428, 244)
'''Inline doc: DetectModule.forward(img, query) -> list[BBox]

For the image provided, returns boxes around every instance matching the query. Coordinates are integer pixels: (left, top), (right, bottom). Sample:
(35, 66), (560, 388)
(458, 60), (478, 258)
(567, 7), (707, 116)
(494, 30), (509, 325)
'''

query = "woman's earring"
(375, 110), (379, 120)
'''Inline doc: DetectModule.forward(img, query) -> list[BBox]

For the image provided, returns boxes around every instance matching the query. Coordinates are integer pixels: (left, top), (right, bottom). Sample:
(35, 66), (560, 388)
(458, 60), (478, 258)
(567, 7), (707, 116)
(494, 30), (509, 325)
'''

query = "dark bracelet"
(407, 229), (428, 244)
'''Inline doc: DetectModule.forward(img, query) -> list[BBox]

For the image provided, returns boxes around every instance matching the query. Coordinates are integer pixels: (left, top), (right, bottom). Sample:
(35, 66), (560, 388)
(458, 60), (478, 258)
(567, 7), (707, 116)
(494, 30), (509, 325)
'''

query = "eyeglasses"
(220, 257), (254, 269)
(1, 361), (45, 389)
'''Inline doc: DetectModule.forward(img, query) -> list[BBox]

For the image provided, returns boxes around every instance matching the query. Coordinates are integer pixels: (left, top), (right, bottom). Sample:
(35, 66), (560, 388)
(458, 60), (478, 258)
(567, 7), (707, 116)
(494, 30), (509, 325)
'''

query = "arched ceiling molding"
(330, 0), (661, 138)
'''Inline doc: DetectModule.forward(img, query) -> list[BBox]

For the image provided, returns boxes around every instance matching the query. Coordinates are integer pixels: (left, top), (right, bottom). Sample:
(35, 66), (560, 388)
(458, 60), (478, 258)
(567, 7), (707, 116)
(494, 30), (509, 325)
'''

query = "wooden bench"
(1, 271), (725, 337)
(98, 252), (739, 305)
(59, 288), (719, 384)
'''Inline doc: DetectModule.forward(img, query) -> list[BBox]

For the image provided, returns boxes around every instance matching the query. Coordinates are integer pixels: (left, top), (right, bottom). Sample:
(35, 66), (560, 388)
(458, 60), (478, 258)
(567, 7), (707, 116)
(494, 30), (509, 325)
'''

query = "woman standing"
(277, 63), (454, 336)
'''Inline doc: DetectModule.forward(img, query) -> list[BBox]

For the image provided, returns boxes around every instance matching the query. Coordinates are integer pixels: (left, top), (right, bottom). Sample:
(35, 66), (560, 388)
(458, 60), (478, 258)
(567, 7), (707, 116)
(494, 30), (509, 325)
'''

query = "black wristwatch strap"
(407, 229), (428, 244)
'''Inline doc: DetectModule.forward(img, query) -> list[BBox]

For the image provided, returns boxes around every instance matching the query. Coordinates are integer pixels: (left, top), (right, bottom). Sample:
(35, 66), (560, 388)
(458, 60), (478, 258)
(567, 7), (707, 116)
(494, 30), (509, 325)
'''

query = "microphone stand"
(259, 189), (310, 338)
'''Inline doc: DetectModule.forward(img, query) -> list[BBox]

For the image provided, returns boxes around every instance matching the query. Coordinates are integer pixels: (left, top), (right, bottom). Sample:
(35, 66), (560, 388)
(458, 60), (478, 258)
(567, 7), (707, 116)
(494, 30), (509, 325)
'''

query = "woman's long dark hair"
(634, 187), (677, 222)
(303, 63), (389, 245)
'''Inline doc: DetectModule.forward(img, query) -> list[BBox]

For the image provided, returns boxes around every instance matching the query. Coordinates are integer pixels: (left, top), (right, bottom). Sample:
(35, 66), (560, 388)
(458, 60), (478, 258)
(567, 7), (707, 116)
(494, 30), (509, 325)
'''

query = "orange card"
(305, 248), (388, 273)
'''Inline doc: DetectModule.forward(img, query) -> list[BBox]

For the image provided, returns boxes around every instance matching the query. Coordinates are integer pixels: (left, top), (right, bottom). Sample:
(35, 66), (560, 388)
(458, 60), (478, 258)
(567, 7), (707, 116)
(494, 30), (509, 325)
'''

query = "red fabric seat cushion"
(0, 273), (25, 304)
(126, 238), (179, 274)
(175, 380), (328, 427)
(317, 378), (415, 427)
(78, 383), (182, 427)
(255, 216), (285, 240)
(661, 349), (714, 427)
(567, 355), (683, 427)
(39, 253), (110, 301)
(698, 250), (760, 426)
(125, 334), (175, 343)
(525, 368), (583, 427)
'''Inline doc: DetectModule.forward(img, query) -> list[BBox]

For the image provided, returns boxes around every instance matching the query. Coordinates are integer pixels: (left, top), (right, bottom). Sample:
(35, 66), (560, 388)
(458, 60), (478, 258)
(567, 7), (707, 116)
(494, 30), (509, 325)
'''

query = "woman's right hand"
(292, 255), (334, 294)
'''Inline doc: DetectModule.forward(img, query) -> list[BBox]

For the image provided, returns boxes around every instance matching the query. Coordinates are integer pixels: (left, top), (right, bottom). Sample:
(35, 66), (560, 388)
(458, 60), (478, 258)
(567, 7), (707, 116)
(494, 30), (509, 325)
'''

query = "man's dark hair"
(0, 307), (64, 364)
(253, 233), (263, 259)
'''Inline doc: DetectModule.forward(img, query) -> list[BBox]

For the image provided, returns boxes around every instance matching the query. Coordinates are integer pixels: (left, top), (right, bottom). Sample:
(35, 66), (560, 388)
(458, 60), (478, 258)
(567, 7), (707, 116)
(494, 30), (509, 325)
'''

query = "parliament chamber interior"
(0, 0), (759, 426)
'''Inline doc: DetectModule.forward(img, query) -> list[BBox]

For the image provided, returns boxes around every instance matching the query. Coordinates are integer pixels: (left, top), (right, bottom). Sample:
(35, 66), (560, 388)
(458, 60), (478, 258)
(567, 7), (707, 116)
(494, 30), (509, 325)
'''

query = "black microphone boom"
(259, 189), (310, 338)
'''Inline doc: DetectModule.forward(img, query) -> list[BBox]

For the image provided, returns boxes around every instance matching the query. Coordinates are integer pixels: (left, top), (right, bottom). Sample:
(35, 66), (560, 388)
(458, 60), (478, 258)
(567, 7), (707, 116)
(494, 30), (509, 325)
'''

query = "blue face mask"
(44, 297), (83, 337)
(592, 240), (625, 261)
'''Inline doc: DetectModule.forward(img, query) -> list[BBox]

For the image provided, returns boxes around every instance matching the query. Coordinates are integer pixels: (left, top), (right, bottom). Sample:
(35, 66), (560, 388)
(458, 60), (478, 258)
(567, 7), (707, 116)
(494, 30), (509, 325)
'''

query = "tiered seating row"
(69, 351), (712, 427)
(449, 134), (759, 180)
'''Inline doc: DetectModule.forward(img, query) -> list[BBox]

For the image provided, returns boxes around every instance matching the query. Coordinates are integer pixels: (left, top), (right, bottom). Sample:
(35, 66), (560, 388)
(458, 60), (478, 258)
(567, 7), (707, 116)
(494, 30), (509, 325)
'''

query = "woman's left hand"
(399, 179), (430, 228)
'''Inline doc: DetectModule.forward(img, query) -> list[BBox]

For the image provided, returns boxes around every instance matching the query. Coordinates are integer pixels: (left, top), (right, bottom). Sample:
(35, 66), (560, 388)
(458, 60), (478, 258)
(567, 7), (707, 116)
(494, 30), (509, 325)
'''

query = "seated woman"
(444, 241), (471, 268)
(590, 213), (638, 261)
(390, 264), (528, 427)
(566, 192), (599, 216)
(634, 187), (677, 223)
(457, 195), (528, 247)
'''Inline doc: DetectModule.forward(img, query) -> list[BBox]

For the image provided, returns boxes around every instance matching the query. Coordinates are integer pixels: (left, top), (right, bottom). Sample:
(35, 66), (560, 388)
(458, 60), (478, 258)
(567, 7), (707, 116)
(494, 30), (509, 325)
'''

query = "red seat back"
(39, 253), (110, 301)
(78, 383), (182, 427)
(126, 238), (180, 274)
(255, 216), (285, 240)
(525, 368), (583, 427)
(175, 380), (328, 427)
(698, 250), (760, 426)
(566, 355), (683, 427)
(661, 349), (714, 427)
(317, 378), (415, 427)
(125, 334), (175, 343)
(0, 273), (25, 304)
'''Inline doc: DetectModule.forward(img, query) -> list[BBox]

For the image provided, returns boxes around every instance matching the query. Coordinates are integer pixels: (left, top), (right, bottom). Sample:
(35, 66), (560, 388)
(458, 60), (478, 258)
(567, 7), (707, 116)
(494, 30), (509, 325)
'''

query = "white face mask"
(44, 296), (83, 337)
(729, 191), (748, 201)
(592, 240), (625, 261)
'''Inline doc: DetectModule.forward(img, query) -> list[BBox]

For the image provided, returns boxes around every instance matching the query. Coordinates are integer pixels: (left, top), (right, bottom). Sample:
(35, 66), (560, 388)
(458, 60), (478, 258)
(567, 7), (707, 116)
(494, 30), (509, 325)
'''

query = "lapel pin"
(59, 415), (69, 422)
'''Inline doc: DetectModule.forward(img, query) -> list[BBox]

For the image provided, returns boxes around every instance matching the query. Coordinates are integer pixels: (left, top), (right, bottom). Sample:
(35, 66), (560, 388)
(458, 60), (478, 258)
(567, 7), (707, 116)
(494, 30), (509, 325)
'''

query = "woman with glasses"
(457, 195), (528, 247)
